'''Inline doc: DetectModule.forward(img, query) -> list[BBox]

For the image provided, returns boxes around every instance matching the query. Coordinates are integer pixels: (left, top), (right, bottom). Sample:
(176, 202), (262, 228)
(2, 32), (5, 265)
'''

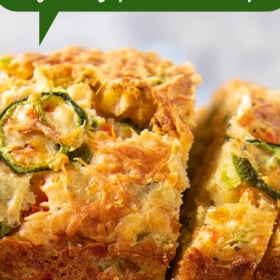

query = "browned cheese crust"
(173, 80), (280, 280)
(0, 47), (200, 279)
(255, 217), (280, 280)
(178, 248), (254, 280)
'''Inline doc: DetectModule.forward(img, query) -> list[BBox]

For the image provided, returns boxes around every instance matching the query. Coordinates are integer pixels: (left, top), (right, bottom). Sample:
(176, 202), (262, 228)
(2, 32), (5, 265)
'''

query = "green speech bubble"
(0, 0), (279, 44)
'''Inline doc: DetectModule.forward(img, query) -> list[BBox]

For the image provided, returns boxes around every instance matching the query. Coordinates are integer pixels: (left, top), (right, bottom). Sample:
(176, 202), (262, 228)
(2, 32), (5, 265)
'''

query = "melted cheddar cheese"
(0, 47), (200, 279)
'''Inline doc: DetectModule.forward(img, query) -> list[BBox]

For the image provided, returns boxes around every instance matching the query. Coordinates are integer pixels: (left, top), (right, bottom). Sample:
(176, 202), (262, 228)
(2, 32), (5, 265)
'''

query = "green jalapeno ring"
(0, 92), (88, 174)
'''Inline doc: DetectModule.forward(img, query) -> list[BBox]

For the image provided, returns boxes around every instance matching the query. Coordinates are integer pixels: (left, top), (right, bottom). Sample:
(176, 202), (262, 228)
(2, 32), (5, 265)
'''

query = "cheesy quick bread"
(173, 80), (280, 280)
(0, 46), (200, 279)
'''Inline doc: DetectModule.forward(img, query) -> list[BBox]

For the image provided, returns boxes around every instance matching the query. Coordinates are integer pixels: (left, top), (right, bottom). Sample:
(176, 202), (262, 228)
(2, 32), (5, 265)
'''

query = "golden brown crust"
(255, 216), (280, 280)
(0, 237), (169, 280)
(0, 46), (200, 279)
(177, 248), (254, 280)
(255, 249), (280, 280)
(173, 80), (280, 280)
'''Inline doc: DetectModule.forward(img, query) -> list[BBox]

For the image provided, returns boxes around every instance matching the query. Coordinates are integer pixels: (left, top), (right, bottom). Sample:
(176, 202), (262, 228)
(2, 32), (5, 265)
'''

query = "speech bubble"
(0, 0), (279, 44)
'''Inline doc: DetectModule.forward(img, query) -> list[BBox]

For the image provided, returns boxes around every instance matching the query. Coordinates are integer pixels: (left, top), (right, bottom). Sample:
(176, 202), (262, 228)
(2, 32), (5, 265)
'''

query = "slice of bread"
(0, 47), (200, 279)
(256, 217), (280, 280)
(173, 80), (280, 280)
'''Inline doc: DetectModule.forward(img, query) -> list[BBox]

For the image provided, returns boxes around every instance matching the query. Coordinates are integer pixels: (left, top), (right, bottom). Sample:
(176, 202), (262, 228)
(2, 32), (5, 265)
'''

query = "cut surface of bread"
(0, 47), (200, 279)
(173, 80), (280, 280)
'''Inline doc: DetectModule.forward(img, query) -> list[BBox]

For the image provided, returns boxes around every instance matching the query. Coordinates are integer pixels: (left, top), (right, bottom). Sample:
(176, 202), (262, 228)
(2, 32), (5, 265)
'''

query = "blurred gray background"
(0, 9), (279, 106)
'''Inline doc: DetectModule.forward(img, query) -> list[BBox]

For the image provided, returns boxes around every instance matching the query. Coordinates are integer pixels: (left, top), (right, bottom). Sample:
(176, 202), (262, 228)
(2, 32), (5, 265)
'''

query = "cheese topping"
(0, 165), (34, 226)
(0, 47), (199, 280)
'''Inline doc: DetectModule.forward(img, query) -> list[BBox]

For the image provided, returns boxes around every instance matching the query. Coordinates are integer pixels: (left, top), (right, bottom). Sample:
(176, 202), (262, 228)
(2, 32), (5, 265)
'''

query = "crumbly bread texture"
(173, 80), (280, 280)
(0, 46), (200, 279)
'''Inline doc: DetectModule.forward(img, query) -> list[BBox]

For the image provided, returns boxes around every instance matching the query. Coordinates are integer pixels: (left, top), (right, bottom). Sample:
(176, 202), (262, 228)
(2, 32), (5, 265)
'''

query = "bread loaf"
(173, 80), (280, 280)
(0, 46), (200, 279)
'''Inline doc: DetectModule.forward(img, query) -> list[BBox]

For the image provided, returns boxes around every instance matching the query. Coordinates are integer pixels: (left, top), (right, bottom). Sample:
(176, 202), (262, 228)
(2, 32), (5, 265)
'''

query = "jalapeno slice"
(0, 92), (88, 174)
(0, 221), (11, 238)
(232, 154), (280, 201)
(41, 92), (87, 129)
